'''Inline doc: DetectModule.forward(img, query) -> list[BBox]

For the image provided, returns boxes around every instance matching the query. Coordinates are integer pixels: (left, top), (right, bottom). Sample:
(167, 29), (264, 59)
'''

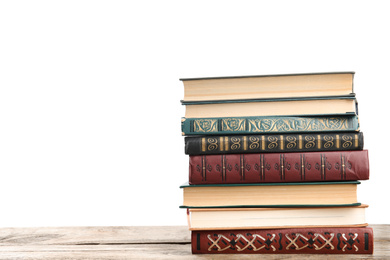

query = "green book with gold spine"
(181, 115), (359, 136)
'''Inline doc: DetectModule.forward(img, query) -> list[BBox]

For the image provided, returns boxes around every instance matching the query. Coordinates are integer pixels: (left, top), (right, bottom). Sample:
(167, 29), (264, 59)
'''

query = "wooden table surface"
(0, 224), (388, 259)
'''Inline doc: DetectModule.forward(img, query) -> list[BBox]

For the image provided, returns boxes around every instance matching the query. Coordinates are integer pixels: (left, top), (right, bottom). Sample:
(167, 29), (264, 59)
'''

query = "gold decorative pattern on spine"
(231, 137), (241, 150)
(262, 136), (265, 151)
(318, 135), (321, 149)
(280, 135), (284, 150)
(206, 232), (341, 252)
(305, 135), (316, 148)
(207, 138), (218, 151)
(336, 135), (340, 148)
(299, 135), (302, 149)
(286, 136), (297, 149)
(202, 138), (206, 152)
(191, 116), (356, 134)
(247, 117), (352, 133)
(194, 119), (218, 133)
(342, 135), (353, 148)
(221, 118), (246, 132)
(225, 137), (229, 152)
(220, 137), (224, 151)
(268, 136), (278, 149)
(324, 135), (334, 148)
(355, 134), (358, 147)
(207, 233), (277, 252)
(249, 136), (260, 150)
(243, 136), (247, 151)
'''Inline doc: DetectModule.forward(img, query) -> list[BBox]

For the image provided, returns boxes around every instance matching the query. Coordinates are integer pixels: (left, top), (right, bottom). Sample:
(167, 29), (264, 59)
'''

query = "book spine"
(185, 132), (364, 155)
(191, 227), (373, 254)
(181, 115), (359, 135)
(189, 150), (369, 184)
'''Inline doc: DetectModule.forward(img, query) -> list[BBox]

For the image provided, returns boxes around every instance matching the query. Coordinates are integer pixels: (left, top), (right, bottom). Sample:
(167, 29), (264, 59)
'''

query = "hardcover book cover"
(180, 181), (361, 208)
(181, 115), (359, 135)
(183, 97), (357, 118)
(185, 132), (364, 155)
(191, 227), (374, 254)
(187, 205), (368, 231)
(180, 72), (355, 102)
(189, 150), (369, 184)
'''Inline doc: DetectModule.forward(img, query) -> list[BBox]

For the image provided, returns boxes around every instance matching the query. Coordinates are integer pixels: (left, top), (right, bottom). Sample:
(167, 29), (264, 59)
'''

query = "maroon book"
(192, 227), (374, 254)
(189, 150), (369, 184)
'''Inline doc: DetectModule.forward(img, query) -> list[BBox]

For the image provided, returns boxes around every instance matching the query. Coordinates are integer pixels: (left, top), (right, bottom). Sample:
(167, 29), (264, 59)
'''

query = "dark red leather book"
(192, 227), (374, 254)
(189, 150), (369, 184)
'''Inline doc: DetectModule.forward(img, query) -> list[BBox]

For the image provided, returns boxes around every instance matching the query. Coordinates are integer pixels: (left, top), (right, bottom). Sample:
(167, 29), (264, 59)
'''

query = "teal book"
(181, 115), (359, 136)
(180, 181), (361, 208)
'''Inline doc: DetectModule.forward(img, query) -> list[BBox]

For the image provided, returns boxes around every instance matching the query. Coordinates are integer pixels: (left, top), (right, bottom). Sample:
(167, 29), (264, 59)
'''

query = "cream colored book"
(184, 98), (357, 118)
(187, 205), (368, 230)
(180, 72), (354, 102)
(180, 182), (360, 208)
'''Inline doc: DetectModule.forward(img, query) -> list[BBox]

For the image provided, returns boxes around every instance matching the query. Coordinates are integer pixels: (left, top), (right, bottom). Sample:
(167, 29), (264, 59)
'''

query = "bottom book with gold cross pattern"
(192, 227), (373, 254)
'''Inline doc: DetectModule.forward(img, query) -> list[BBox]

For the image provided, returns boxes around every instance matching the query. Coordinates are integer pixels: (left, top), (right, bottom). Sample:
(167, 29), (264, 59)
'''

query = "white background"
(0, 1), (388, 227)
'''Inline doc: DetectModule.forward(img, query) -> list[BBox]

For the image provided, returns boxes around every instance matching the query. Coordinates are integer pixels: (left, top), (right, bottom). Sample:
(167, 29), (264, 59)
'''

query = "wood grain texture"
(0, 225), (388, 259)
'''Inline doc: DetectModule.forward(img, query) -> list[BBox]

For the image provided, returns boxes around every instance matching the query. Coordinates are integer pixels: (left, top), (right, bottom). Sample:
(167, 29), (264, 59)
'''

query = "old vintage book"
(191, 226), (373, 254)
(184, 97), (357, 118)
(181, 115), (360, 135)
(180, 72), (355, 102)
(189, 150), (369, 185)
(185, 131), (364, 155)
(187, 205), (368, 230)
(180, 181), (360, 208)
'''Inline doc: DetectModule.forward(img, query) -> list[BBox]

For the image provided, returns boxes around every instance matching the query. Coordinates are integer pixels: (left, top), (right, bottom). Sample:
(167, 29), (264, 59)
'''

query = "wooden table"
(0, 225), (388, 259)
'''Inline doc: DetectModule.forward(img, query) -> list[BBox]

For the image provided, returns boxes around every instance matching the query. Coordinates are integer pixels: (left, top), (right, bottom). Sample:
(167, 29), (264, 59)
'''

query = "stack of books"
(179, 72), (373, 255)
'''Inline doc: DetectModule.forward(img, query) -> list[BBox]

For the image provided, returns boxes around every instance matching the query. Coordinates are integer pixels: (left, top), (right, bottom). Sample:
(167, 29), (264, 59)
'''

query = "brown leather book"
(189, 150), (369, 184)
(192, 226), (374, 254)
